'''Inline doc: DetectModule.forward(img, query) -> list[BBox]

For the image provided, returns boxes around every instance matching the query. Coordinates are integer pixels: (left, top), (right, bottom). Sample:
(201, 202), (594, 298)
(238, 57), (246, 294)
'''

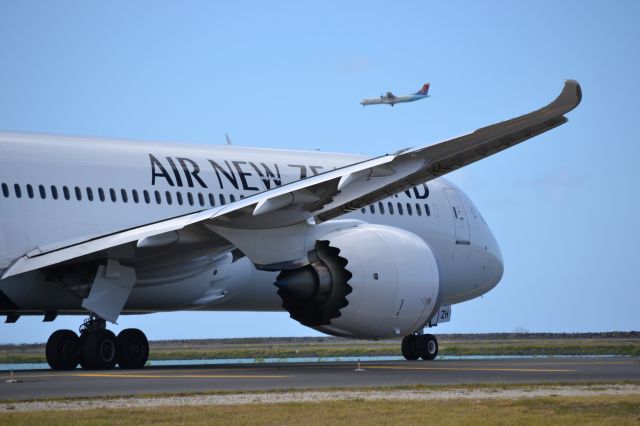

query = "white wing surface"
(2, 80), (581, 278)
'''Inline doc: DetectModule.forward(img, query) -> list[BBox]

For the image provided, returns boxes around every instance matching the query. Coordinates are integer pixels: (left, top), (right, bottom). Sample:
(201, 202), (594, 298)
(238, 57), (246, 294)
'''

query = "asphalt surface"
(1, 357), (638, 401)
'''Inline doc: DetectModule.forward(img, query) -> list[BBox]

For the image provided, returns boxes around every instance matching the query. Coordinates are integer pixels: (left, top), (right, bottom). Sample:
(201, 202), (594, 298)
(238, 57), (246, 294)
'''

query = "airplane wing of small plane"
(385, 92), (395, 99)
(2, 80), (581, 279)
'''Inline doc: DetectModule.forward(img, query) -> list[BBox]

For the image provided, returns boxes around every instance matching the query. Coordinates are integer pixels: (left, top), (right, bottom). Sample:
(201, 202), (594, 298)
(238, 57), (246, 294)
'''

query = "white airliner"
(360, 83), (430, 106)
(0, 80), (581, 370)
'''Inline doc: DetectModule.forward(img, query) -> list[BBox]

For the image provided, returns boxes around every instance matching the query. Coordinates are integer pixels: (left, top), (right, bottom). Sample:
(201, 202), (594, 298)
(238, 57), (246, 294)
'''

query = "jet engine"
(274, 224), (440, 339)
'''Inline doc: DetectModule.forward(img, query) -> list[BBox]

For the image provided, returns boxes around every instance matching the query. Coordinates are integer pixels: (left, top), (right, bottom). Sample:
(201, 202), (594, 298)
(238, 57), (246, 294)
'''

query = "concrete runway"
(1, 357), (638, 401)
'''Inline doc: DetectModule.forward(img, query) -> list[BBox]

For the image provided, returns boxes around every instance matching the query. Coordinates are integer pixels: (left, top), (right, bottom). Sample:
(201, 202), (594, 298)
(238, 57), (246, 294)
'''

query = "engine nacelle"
(274, 224), (440, 339)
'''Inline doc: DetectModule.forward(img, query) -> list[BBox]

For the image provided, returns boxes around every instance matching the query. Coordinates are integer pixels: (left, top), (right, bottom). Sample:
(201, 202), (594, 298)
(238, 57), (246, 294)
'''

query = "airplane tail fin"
(414, 83), (430, 95)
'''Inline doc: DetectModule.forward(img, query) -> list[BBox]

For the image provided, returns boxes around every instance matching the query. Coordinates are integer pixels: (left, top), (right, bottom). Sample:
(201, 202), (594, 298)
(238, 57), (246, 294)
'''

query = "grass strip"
(2, 381), (639, 404)
(1, 394), (639, 425)
(2, 342), (638, 364)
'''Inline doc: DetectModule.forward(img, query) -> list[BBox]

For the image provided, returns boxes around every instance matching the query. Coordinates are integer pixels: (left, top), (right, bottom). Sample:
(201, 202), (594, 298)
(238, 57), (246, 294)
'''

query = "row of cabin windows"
(1, 182), (430, 216)
(360, 202), (431, 217)
(0, 183), (247, 208)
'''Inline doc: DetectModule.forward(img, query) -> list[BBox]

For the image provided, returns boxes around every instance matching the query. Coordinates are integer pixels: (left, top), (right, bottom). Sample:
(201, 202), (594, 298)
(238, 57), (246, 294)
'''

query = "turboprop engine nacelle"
(274, 224), (440, 339)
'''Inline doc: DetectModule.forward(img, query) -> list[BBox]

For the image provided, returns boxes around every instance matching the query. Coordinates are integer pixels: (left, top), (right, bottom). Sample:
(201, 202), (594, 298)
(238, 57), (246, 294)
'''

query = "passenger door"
(444, 188), (470, 245)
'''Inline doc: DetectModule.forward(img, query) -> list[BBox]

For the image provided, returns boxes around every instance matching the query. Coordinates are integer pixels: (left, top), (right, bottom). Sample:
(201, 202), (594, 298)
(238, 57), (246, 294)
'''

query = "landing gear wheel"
(79, 329), (118, 370)
(418, 334), (438, 360)
(401, 334), (420, 360)
(117, 328), (149, 369)
(78, 333), (89, 369)
(46, 330), (80, 370)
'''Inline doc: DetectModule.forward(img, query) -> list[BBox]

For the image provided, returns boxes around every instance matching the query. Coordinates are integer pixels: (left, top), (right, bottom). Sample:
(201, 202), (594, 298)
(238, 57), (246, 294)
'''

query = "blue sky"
(0, 1), (638, 343)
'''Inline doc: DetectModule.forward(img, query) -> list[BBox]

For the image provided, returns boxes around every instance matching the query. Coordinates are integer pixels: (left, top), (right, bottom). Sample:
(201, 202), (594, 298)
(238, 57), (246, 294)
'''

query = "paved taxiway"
(1, 357), (638, 401)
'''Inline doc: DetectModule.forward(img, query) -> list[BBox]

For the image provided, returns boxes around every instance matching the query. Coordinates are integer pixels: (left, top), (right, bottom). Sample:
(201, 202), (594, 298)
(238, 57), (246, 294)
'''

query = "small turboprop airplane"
(361, 83), (430, 107)
(0, 80), (580, 370)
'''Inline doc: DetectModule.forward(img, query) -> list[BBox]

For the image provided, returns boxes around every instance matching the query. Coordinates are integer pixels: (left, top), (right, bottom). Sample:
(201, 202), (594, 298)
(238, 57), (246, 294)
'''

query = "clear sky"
(0, 1), (638, 343)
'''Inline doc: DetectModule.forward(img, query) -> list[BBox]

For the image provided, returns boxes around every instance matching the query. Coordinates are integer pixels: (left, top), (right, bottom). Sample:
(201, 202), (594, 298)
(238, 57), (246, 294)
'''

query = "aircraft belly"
(0, 253), (283, 314)
(0, 271), (81, 311)
(123, 257), (282, 312)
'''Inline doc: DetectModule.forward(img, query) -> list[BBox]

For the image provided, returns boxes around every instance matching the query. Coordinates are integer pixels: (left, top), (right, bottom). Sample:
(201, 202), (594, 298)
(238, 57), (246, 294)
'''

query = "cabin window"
(369, 205), (375, 214)
(109, 188), (117, 202)
(51, 185), (58, 200)
(143, 190), (150, 204)
(132, 189), (139, 203)
(198, 193), (205, 206)
(219, 194), (226, 205)
(388, 202), (394, 215)
(187, 192), (194, 206)
(74, 186), (82, 201)
(98, 188), (105, 202)
(424, 204), (431, 216)
(27, 184), (34, 199)
(406, 203), (412, 216)
(1, 183), (8, 198)
(397, 202), (403, 215)
(165, 191), (172, 205)
(63, 186), (70, 200)
(229, 194), (236, 203)
(378, 202), (385, 214)
(121, 189), (128, 203)
(176, 192), (183, 205)
(14, 184), (22, 198)
(208, 193), (215, 207)
(39, 185), (46, 199)
(415, 203), (422, 216)
(154, 190), (161, 204)
(86, 187), (93, 201)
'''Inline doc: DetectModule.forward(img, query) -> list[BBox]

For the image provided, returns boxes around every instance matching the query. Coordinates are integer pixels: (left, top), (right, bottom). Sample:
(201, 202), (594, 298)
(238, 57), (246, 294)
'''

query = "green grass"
(1, 395), (639, 425)
(3, 381), (639, 405)
(146, 342), (639, 360)
(2, 337), (638, 364)
(441, 342), (640, 356)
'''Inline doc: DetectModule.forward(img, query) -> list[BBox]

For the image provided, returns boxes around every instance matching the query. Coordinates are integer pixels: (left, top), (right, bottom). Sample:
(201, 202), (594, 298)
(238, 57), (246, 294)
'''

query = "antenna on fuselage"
(225, 133), (233, 145)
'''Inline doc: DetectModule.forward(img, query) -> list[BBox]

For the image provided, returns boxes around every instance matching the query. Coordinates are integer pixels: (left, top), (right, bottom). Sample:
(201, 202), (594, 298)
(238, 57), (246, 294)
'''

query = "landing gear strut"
(401, 333), (438, 361)
(45, 316), (149, 370)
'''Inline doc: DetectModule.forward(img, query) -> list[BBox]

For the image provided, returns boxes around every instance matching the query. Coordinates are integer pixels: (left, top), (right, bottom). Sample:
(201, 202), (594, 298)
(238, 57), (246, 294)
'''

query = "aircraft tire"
(46, 329), (80, 370)
(116, 328), (149, 369)
(418, 334), (438, 361)
(79, 329), (118, 370)
(401, 334), (420, 360)
(77, 333), (89, 369)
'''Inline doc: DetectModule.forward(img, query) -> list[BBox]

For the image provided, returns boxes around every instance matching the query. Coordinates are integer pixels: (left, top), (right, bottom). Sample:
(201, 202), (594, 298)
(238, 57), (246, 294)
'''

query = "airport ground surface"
(1, 357), (638, 401)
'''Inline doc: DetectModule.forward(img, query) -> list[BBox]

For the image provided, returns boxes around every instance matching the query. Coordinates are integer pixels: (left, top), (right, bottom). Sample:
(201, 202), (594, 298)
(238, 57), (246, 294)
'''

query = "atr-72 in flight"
(0, 81), (581, 370)
(360, 83), (430, 106)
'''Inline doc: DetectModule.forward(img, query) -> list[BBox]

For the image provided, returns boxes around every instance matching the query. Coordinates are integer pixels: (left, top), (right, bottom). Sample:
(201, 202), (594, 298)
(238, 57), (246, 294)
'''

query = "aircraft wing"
(2, 80), (581, 278)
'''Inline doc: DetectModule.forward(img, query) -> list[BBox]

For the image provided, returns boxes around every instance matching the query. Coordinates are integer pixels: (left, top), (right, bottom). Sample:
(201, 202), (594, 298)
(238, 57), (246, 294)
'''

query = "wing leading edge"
(2, 80), (581, 278)
(321, 79), (581, 221)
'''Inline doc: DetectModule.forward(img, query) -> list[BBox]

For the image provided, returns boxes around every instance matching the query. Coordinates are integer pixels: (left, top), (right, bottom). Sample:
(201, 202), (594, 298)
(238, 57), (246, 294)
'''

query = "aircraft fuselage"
(360, 94), (429, 106)
(0, 132), (502, 317)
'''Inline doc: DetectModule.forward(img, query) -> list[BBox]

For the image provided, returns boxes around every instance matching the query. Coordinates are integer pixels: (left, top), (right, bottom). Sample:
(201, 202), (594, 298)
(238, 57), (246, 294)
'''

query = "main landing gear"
(45, 316), (149, 370)
(401, 333), (438, 361)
